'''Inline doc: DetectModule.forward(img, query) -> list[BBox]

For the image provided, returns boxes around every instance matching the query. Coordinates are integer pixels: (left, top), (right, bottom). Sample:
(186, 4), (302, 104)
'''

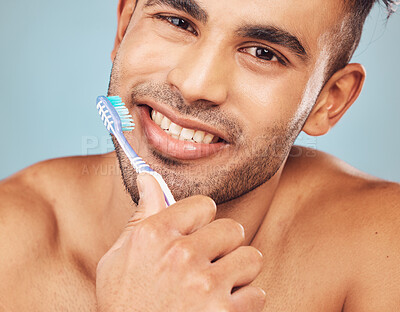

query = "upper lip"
(137, 98), (230, 143)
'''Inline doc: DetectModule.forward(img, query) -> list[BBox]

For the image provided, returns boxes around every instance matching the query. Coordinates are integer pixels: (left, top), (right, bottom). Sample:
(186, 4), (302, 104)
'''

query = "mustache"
(130, 82), (243, 143)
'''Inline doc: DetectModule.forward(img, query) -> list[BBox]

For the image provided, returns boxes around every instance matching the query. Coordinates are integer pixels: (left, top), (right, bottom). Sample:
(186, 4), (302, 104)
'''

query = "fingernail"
(137, 173), (147, 197)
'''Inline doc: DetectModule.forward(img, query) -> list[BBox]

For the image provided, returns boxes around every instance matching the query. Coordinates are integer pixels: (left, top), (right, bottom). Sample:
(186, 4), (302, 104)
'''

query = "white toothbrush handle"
(115, 131), (176, 207)
(145, 171), (176, 207)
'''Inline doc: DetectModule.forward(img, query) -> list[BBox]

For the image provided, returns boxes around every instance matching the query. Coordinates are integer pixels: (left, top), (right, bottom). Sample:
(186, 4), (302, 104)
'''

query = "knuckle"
(195, 271), (218, 293)
(136, 221), (165, 241)
(167, 239), (196, 263)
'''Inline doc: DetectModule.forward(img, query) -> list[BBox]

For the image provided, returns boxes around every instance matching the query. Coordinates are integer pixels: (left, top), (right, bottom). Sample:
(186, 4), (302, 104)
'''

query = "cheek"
(117, 19), (186, 82)
(230, 69), (309, 136)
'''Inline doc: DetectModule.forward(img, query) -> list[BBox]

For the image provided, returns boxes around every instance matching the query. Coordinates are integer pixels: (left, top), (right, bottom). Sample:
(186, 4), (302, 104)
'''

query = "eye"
(156, 15), (197, 35)
(240, 46), (286, 65)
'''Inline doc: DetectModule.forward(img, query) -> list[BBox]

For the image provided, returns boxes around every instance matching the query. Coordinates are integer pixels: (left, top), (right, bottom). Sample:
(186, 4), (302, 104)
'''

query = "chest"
(250, 222), (348, 312)
(13, 257), (97, 312)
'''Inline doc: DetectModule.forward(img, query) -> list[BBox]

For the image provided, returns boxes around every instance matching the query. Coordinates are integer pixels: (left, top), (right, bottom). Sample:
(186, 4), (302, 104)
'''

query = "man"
(0, 0), (399, 311)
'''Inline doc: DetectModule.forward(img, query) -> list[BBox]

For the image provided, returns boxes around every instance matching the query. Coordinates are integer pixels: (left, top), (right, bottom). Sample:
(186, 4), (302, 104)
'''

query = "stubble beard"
(111, 109), (300, 206)
(108, 59), (304, 206)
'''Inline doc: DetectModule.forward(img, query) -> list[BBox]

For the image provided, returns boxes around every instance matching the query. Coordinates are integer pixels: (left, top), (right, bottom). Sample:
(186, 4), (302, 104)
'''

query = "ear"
(111, 0), (137, 61)
(303, 63), (366, 136)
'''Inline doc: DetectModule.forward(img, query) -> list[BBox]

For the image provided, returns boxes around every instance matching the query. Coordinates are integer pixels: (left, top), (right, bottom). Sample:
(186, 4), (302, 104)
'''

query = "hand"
(96, 173), (266, 312)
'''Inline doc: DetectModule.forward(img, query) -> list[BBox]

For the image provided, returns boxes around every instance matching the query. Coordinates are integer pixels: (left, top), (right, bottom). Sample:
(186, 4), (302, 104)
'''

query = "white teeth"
(193, 130), (205, 143)
(150, 109), (221, 144)
(203, 133), (215, 144)
(155, 111), (163, 125)
(180, 128), (195, 141)
(169, 122), (183, 136)
(160, 116), (171, 130)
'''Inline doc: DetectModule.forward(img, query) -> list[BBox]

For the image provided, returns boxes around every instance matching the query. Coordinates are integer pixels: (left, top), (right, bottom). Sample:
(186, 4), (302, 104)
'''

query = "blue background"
(0, 1), (399, 182)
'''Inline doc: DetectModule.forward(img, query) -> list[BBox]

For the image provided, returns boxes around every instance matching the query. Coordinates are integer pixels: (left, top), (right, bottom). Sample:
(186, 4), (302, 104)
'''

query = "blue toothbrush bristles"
(107, 96), (135, 131)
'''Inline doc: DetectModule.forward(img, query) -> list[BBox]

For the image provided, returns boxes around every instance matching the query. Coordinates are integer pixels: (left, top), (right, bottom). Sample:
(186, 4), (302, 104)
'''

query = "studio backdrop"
(0, 0), (399, 182)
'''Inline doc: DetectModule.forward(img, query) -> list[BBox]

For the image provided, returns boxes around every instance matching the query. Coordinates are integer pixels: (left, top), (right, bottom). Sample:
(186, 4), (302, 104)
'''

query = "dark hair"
(353, 0), (398, 17)
(326, 0), (398, 79)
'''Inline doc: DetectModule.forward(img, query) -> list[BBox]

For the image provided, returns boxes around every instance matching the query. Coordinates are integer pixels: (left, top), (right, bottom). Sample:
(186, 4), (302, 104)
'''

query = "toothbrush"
(96, 95), (176, 207)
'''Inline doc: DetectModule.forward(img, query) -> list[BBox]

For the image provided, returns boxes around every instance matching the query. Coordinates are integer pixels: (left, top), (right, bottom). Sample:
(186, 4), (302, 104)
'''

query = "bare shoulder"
(0, 159), (60, 304)
(0, 156), (105, 288)
(0, 154), (110, 241)
(0, 159), (60, 261)
(282, 146), (400, 253)
(280, 145), (398, 204)
(0, 155), (105, 310)
(257, 146), (400, 311)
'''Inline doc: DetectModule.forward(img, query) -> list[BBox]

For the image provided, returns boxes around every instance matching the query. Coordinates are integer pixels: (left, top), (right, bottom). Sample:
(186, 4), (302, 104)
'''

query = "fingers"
(147, 195), (217, 235)
(213, 246), (263, 287)
(182, 218), (245, 261)
(231, 286), (266, 312)
(113, 176), (217, 251)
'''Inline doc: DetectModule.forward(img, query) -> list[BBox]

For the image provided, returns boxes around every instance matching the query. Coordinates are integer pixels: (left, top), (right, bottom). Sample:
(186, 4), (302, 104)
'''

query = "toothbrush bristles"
(107, 96), (135, 131)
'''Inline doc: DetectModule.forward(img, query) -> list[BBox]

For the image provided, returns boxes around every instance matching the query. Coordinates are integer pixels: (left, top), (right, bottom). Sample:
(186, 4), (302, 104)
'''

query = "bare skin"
(1, 0), (400, 310)
(0, 148), (399, 311)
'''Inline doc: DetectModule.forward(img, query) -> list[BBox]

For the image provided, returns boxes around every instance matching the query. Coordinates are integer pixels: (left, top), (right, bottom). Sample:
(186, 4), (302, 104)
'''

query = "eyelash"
(154, 14), (198, 35)
(154, 14), (287, 66)
(239, 46), (287, 66)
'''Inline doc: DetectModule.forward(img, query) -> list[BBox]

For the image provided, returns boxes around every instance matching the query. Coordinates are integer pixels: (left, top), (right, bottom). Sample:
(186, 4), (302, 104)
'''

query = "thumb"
(108, 172), (167, 252)
(136, 172), (168, 219)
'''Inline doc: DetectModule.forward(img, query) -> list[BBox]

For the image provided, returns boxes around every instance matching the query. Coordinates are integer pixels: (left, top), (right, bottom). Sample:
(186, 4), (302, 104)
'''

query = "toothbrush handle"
(115, 132), (176, 207)
(142, 171), (176, 207)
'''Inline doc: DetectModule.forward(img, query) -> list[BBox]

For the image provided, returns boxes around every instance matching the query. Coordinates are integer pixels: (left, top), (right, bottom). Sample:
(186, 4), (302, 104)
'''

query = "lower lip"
(138, 106), (228, 160)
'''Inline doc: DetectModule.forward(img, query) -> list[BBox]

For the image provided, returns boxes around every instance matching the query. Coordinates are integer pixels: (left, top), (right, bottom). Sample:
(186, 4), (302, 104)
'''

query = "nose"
(167, 41), (230, 105)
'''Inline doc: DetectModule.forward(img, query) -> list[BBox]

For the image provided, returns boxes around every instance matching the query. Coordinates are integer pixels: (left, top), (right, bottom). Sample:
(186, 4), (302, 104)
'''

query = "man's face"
(109, 0), (343, 204)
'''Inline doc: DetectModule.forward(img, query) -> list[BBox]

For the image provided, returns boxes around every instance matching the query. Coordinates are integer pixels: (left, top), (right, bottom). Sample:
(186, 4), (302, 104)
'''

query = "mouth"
(137, 104), (229, 160)
(150, 108), (224, 144)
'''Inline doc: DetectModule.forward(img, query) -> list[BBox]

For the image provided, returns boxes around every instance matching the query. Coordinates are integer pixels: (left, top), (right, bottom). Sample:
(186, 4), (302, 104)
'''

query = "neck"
(96, 152), (137, 250)
(215, 165), (284, 245)
(104, 152), (285, 248)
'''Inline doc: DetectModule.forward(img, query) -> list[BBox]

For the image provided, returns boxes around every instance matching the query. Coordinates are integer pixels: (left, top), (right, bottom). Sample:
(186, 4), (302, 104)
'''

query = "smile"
(151, 109), (221, 144)
(138, 105), (228, 161)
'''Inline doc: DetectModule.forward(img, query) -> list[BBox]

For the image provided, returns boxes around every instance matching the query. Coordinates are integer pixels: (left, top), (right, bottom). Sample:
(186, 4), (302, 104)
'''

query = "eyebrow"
(144, 0), (208, 24)
(236, 25), (309, 62)
(144, 0), (308, 62)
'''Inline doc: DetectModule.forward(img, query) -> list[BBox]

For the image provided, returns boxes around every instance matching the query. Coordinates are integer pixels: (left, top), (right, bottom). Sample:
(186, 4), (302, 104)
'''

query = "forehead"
(143, 0), (345, 58)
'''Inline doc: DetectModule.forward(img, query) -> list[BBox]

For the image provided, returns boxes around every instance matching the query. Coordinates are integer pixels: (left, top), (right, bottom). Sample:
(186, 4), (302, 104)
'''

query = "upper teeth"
(151, 109), (219, 144)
